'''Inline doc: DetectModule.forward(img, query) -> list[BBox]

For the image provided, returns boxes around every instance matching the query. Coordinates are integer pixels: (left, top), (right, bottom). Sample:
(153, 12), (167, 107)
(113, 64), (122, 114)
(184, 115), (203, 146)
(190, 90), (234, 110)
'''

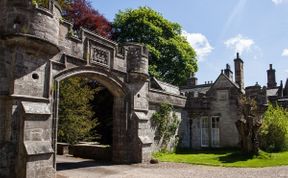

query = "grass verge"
(153, 149), (288, 167)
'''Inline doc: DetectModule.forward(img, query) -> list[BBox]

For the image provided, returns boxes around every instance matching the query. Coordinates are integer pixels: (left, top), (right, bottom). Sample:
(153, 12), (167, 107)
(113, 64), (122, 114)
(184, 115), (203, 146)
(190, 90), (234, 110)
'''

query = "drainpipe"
(189, 119), (192, 149)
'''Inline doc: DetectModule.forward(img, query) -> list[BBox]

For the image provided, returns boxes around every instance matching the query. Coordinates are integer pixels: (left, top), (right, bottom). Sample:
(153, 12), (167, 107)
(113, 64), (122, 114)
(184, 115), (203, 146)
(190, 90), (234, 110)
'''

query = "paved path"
(56, 155), (288, 178)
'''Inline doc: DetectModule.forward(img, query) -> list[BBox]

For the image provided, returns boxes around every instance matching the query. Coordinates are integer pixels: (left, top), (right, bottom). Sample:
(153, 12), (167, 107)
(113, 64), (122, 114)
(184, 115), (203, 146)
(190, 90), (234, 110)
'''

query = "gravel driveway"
(56, 155), (288, 178)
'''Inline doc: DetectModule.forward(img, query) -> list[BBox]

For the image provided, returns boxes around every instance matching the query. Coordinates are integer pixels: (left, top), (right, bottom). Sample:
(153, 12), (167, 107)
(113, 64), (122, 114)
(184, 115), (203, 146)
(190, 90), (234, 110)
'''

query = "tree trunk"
(235, 116), (261, 155)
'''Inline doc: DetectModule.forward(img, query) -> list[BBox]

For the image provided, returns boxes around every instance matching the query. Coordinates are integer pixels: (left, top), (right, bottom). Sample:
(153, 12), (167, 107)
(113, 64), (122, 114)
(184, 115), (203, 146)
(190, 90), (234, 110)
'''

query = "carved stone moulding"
(90, 46), (110, 68)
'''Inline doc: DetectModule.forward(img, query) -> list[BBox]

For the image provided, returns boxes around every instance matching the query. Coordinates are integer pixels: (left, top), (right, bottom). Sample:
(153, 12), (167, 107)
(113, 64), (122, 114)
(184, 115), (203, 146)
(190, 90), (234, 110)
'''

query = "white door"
(211, 117), (220, 147)
(201, 117), (209, 147)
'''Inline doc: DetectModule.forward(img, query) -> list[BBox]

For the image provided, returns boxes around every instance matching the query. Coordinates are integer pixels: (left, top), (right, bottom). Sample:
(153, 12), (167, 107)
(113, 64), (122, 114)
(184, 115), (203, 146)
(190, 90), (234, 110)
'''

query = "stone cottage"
(180, 54), (288, 149)
(180, 53), (244, 148)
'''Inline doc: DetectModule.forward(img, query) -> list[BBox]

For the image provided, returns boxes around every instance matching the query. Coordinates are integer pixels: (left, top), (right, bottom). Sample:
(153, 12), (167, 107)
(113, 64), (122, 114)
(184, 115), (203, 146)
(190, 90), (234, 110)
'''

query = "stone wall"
(0, 1), (189, 178)
(69, 144), (112, 161)
(209, 89), (240, 147)
(147, 90), (187, 152)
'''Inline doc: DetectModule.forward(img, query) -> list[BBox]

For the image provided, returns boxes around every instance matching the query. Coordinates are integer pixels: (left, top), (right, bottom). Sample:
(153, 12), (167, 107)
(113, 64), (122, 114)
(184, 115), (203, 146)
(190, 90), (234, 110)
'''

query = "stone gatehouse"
(0, 1), (186, 178)
(2, 1), (287, 178)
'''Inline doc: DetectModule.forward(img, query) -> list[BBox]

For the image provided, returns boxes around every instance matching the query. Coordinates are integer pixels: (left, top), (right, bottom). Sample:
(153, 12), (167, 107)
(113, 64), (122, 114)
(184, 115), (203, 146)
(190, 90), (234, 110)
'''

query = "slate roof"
(150, 77), (180, 95)
(181, 84), (212, 97)
(181, 72), (243, 97)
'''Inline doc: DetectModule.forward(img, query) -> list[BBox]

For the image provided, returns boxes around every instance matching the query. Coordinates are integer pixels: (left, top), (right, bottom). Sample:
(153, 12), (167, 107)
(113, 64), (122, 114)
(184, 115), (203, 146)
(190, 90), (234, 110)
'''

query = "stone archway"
(0, 2), (152, 177)
(52, 66), (130, 166)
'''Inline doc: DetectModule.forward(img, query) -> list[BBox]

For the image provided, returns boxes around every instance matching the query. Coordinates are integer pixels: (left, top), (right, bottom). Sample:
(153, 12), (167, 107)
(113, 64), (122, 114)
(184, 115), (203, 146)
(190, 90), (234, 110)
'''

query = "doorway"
(200, 116), (220, 147)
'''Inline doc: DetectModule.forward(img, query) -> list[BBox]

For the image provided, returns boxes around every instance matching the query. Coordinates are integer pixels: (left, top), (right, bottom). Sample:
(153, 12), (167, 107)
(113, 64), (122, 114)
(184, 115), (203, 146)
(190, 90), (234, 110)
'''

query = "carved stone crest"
(90, 46), (110, 66)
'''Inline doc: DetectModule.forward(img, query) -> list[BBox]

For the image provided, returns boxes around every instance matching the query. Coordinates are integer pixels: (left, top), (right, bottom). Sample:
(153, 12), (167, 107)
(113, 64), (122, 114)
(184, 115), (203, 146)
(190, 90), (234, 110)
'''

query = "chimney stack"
(234, 52), (244, 90)
(224, 64), (233, 80)
(267, 64), (277, 88)
(187, 72), (198, 87)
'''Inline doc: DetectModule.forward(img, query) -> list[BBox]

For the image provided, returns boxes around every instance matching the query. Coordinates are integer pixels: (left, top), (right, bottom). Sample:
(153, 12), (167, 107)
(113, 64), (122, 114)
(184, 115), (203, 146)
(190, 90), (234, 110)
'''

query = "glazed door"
(201, 117), (209, 147)
(211, 117), (220, 147)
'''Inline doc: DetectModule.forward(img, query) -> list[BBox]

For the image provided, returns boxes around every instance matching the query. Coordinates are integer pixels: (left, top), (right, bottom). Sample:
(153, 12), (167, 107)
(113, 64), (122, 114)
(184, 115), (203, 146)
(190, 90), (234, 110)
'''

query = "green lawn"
(153, 149), (288, 167)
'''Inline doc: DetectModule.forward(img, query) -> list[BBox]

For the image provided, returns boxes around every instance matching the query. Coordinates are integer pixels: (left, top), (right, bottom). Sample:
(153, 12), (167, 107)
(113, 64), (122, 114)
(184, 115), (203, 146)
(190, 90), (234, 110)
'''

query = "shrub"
(151, 103), (180, 151)
(259, 104), (288, 152)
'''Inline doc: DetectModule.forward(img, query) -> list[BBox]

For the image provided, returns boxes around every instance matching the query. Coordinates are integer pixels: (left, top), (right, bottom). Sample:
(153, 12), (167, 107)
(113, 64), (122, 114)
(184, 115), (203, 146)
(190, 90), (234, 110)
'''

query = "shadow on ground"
(57, 157), (113, 171)
(175, 148), (240, 155)
(218, 152), (253, 163)
(175, 148), (254, 163)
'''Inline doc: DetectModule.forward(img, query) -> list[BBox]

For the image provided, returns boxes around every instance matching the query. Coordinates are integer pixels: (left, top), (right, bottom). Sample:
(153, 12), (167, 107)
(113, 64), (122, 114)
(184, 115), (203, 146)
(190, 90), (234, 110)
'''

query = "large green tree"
(113, 7), (197, 86)
(58, 76), (98, 144)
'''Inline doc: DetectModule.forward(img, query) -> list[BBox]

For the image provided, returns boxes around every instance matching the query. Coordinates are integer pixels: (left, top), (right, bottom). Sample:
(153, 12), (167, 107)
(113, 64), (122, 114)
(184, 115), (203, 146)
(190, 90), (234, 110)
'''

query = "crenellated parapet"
(53, 20), (128, 74)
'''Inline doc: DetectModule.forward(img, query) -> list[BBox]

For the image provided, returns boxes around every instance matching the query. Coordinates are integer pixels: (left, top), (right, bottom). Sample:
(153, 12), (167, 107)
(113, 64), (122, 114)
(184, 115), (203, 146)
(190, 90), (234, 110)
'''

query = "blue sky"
(91, 0), (288, 87)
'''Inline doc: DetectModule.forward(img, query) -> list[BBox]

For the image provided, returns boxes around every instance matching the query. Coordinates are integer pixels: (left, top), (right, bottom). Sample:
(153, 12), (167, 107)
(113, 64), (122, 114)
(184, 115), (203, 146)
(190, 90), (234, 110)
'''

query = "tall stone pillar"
(0, 1), (61, 177)
(125, 43), (152, 162)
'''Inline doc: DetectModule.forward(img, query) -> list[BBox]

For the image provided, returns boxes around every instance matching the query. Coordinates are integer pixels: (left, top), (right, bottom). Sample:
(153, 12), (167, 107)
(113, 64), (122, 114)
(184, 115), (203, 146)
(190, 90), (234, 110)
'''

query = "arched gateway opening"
(0, 1), (152, 175)
(52, 67), (130, 169)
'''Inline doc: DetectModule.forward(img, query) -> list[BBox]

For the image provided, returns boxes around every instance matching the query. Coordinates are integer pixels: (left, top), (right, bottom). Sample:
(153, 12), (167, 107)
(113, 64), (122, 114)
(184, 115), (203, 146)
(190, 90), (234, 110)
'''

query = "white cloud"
(224, 34), (254, 54)
(272, 0), (288, 5)
(182, 31), (213, 62)
(282, 48), (288, 56)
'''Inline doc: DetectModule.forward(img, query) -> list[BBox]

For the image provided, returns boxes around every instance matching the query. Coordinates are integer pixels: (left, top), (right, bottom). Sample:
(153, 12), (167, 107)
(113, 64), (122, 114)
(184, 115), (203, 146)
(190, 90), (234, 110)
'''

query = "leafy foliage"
(58, 76), (98, 144)
(259, 104), (288, 152)
(32, 0), (50, 8)
(63, 0), (112, 38)
(152, 103), (180, 151)
(113, 7), (197, 86)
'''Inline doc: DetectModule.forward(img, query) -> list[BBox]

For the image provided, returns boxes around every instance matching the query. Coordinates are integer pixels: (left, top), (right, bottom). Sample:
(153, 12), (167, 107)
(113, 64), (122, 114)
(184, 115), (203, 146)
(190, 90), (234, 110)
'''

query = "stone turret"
(124, 43), (151, 162)
(1, 0), (61, 50)
(234, 52), (244, 91)
(267, 64), (277, 89)
(0, 1), (61, 177)
(126, 43), (149, 80)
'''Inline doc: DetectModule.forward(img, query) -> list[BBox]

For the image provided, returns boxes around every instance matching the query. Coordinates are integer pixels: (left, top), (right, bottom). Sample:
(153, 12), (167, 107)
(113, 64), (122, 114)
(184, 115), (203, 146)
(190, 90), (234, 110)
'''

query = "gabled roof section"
(150, 77), (180, 95)
(266, 87), (280, 97)
(209, 72), (243, 93)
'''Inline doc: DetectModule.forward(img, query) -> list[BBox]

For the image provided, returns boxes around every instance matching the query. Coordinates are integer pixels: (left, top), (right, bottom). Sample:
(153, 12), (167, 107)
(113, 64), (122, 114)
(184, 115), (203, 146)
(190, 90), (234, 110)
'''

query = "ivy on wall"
(152, 103), (180, 151)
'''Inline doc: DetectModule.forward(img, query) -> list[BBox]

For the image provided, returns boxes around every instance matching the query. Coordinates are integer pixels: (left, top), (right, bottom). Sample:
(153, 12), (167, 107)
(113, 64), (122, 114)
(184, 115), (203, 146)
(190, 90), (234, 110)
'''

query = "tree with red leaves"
(62, 0), (112, 38)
